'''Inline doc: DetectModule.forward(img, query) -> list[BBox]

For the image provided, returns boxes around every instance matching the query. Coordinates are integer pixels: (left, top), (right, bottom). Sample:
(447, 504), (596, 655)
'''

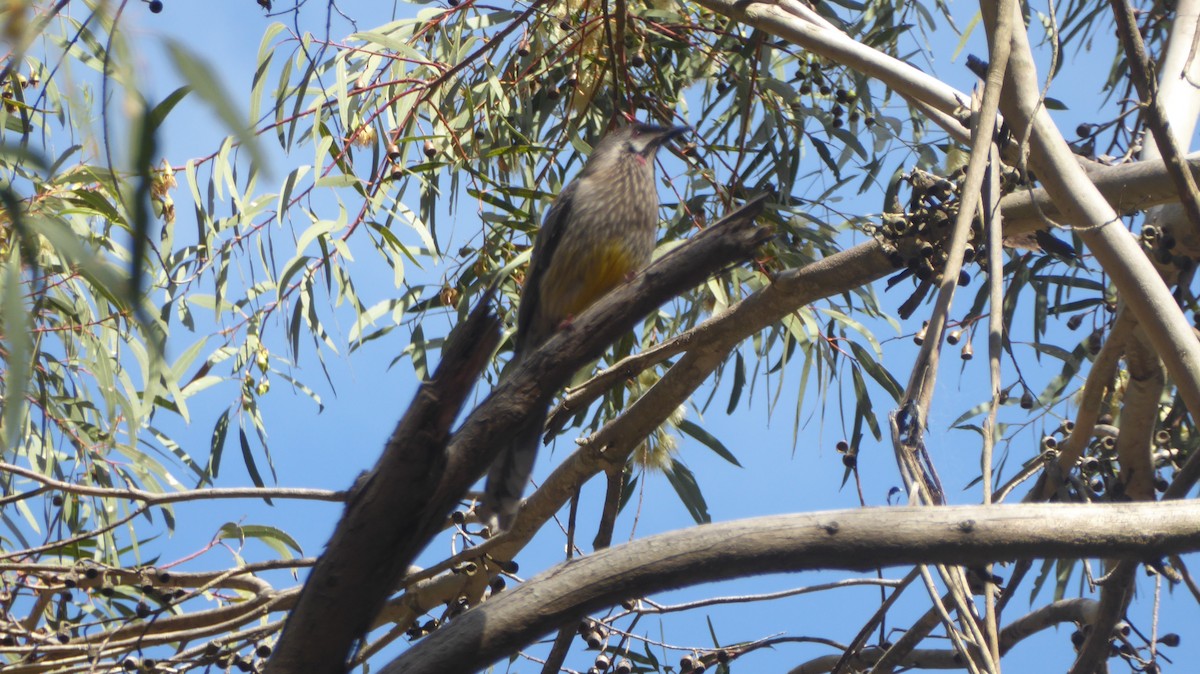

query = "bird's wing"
(516, 179), (578, 353)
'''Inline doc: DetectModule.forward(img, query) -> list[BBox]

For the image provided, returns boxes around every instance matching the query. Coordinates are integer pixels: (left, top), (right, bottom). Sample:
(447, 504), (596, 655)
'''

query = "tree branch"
(1109, 0), (1200, 235)
(265, 292), (502, 674)
(384, 501), (1200, 674)
(0, 462), (343, 505)
(790, 598), (1099, 673)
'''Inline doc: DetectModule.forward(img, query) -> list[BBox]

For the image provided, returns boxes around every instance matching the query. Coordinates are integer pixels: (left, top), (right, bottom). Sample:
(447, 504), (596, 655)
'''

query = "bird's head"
(584, 122), (690, 173)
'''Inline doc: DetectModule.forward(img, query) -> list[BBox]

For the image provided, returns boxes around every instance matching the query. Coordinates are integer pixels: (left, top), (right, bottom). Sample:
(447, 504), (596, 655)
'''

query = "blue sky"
(66, 0), (1200, 671)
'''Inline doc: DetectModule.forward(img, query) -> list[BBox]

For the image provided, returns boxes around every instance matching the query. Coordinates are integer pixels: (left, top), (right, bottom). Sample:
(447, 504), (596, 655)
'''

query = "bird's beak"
(656, 125), (691, 146)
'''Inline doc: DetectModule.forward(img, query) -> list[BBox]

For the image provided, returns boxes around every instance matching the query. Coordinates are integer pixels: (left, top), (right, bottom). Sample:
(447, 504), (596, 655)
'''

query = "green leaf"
(665, 459), (710, 524)
(726, 351), (745, 415)
(846, 341), (903, 402)
(1, 248), (31, 454)
(271, 372), (324, 412)
(238, 424), (271, 499)
(250, 22), (288, 124)
(808, 135), (841, 181)
(148, 86), (191, 131)
(33, 215), (131, 309)
(206, 408), (231, 484)
(217, 522), (303, 559)
(678, 419), (741, 467)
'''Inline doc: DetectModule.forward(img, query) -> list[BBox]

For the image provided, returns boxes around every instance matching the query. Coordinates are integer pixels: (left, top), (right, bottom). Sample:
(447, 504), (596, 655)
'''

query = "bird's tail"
(482, 399), (550, 531)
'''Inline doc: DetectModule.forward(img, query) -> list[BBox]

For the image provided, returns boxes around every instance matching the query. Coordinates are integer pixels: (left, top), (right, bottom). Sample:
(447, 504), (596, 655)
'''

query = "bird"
(482, 121), (690, 531)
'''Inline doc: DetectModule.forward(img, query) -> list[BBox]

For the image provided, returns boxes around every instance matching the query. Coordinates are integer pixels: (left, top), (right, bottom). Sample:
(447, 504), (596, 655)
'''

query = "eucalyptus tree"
(1, 0), (1199, 673)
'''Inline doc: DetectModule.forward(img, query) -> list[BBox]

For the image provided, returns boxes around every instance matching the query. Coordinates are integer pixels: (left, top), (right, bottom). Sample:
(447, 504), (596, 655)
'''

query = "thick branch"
(1109, 0), (1200, 232)
(384, 501), (1200, 674)
(265, 294), (502, 674)
(1116, 333), (1165, 501)
(999, 151), (1200, 235)
(695, 0), (969, 135)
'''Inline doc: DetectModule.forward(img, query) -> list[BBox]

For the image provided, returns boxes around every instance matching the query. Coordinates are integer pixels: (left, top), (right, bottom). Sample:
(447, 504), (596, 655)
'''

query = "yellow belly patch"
(541, 243), (642, 324)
